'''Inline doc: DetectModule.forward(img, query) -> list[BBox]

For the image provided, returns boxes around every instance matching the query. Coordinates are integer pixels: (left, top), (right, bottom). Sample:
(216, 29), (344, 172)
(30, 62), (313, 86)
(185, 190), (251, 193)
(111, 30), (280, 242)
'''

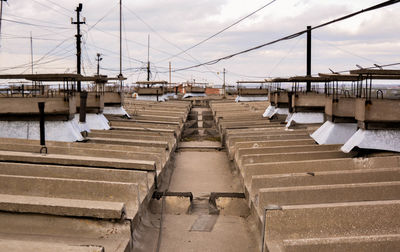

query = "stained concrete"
(168, 151), (241, 196)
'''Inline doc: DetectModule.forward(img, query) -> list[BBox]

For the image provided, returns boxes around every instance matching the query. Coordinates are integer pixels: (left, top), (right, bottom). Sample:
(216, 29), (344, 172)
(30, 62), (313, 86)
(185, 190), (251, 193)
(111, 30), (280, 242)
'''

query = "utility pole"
(96, 53), (102, 75)
(147, 34), (150, 82)
(30, 32), (33, 74)
(0, 0), (7, 45)
(169, 62), (172, 84)
(306, 25), (312, 92)
(71, 3), (85, 92)
(223, 68), (226, 99)
(118, 0), (123, 89)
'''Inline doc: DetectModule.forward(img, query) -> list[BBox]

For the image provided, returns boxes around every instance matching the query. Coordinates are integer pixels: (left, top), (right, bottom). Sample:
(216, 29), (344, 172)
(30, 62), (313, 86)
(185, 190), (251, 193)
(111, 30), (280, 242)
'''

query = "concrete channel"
(132, 103), (259, 252)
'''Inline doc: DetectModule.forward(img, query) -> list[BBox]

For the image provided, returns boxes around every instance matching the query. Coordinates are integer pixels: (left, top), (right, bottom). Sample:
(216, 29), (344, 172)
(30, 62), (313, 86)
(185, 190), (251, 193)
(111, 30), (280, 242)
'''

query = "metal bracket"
(40, 146), (48, 154)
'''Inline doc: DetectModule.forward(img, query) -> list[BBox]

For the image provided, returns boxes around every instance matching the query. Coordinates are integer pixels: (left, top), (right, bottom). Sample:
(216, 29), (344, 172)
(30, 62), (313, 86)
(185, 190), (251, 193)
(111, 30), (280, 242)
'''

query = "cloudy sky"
(0, 0), (399, 86)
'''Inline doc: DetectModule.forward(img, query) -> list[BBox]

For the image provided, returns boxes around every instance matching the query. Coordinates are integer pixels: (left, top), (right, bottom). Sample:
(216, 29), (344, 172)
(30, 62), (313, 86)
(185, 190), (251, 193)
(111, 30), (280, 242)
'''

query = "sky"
(0, 0), (399, 86)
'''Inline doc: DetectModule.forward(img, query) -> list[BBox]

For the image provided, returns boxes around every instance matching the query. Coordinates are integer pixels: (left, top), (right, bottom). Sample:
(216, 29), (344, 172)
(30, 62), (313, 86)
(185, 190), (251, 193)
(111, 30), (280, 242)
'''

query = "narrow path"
(158, 107), (258, 252)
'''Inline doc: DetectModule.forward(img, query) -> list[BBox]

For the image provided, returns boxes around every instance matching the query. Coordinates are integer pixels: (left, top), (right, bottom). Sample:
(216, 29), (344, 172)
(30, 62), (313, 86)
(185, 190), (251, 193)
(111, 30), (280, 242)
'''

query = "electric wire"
(173, 0), (400, 72)
(158, 0), (278, 63)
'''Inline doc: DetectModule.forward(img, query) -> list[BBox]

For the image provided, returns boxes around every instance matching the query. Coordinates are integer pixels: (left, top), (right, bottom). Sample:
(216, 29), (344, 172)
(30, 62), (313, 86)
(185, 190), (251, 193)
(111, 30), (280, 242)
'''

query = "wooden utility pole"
(223, 68), (226, 98)
(118, 0), (123, 89)
(169, 62), (172, 84)
(0, 0), (7, 45)
(147, 34), (150, 82)
(30, 32), (33, 74)
(71, 3), (85, 92)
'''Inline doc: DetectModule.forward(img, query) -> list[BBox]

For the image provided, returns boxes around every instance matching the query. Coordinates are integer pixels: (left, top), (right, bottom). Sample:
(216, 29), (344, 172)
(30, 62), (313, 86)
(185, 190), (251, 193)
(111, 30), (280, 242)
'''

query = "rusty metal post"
(79, 91), (87, 123)
(306, 25), (312, 92)
(38, 102), (46, 153)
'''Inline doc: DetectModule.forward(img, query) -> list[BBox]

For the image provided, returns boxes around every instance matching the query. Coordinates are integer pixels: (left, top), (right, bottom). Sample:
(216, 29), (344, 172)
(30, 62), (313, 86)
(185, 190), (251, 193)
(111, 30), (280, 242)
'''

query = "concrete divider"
(87, 137), (170, 151)
(0, 150), (156, 172)
(226, 129), (309, 140)
(240, 151), (352, 167)
(0, 142), (164, 171)
(251, 168), (400, 198)
(242, 156), (400, 185)
(264, 200), (400, 251)
(283, 234), (400, 252)
(130, 114), (183, 123)
(232, 139), (315, 160)
(236, 145), (340, 164)
(258, 181), (400, 214)
(0, 194), (125, 220)
(0, 212), (131, 251)
(88, 131), (176, 150)
(227, 134), (312, 156)
(0, 162), (151, 197)
(0, 174), (140, 219)
(0, 239), (105, 252)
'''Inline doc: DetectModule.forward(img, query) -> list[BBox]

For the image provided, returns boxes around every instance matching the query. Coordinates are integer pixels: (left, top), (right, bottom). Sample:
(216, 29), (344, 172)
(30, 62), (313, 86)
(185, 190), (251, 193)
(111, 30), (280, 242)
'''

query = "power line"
(123, 4), (223, 80)
(173, 0), (400, 72)
(2, 18), (73, 30)
(31, 0), (71, 18)
(158, 0), (278, 63)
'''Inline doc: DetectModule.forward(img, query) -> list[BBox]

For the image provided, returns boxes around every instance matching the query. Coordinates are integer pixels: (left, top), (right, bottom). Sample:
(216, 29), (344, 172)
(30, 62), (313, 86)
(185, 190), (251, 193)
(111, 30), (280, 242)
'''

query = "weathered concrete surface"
(158, 214), (258, 252)
(264, 200), (400, 249)
(169, 151), (242, 196)
(0, 150), (156, 171)
(0, 239), (104, 252)
(0, 212), (131, 252)
(0, 142), (164, 171)
(232, 139), (315, 160)
(88, 137), (170, 150)
(283, 235), (400, 252)
(240, 151), (352, 167)
(0, 174), (140, 219)
(88, 132), (175, 151)
(0, 162), (151, 195)
(258, 181), (400, 213)
(236, 145), (341, 164)
(0, 194), (125, 219)
(251, 168), (400, 198)
(242, 156), (400, 185)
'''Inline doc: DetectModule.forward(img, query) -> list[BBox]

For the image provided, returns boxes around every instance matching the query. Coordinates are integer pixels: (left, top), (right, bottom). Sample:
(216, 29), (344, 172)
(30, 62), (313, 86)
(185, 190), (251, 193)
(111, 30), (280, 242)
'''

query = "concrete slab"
(236, 145), (340, 164)
(258, 181), (400, 213)
(242, 156), (400, 185)
(0, 162), (151, 198)
(0, 194), (125, 219)
(0, 150), (156, 171)
(264, 200), (400, 248)
(0, 142), (164, 171)
(0, 239), (104, 252)
(251, 168), (400, 199)
(0, 174), (140, 219)
(283, 235), (400, 252)
(240, 151), (352, 167)
(87, 137), (169, 151)
(0, 212), (131, 252)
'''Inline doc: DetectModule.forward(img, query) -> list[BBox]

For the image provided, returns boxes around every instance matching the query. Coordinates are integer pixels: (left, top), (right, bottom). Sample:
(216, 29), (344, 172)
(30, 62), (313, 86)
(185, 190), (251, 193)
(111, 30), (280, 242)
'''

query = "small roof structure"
(349, 69), (400, 75)
(0, 74), (126, 82)
(135, 81), (169, 86)
(236, 80), (267, 84)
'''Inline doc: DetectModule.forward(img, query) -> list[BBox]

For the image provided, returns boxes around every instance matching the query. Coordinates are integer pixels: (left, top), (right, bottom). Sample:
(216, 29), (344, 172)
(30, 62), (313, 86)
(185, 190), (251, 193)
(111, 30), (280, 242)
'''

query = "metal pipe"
(79, 91), (87, 123)
(306, 25), (312, 92)
(38, 102), (46, 147)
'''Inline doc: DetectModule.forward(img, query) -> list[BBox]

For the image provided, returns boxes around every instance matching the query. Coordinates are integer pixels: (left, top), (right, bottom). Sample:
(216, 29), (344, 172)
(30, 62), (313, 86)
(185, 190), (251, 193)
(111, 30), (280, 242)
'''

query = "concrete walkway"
(159, 147), (257, 252)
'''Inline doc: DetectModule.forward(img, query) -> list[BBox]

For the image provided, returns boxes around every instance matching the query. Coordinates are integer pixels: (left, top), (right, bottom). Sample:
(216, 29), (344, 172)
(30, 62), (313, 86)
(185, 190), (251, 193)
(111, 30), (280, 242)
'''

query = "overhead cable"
(173, 0), (400, 72)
